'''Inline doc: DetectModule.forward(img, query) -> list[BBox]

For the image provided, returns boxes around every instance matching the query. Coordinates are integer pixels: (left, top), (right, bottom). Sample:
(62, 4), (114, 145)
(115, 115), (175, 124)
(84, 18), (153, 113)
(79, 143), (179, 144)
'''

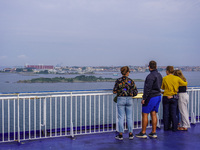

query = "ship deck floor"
(1, 124), (200, 150)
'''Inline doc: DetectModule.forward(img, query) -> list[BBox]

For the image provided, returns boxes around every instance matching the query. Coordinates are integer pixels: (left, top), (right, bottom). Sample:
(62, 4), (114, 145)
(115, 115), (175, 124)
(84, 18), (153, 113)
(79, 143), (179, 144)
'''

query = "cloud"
(0, 56), (7, 59)
(17, 55), (28, 59)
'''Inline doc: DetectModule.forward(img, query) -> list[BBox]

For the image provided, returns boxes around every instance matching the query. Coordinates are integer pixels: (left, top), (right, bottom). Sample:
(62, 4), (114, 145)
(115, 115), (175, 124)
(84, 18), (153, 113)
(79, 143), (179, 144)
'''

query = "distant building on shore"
(3, 68), (16, 72)
(25, 65), (54, 70)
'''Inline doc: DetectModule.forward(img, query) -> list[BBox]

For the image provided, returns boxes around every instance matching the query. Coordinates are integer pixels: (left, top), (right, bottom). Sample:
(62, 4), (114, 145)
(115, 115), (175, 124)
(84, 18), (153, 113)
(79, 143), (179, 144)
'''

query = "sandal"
(177, 127), (188, 131)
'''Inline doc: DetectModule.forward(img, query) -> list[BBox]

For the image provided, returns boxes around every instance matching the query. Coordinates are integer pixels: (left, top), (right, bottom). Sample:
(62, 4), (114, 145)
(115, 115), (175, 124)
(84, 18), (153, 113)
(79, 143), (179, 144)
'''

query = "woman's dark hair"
(166, 66), (174, 74)
(120, 66), (130, 75)
(149, 60), (157, 70)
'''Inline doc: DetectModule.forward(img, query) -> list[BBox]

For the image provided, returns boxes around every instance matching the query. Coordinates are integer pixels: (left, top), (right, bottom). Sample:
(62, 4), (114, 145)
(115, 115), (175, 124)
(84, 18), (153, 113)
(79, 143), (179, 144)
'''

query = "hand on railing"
(141, 100), (145, 104)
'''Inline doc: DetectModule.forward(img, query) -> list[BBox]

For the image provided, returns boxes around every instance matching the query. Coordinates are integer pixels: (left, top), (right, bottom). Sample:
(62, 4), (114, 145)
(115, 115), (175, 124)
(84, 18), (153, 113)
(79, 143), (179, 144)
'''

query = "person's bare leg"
(150, 111), (157, 133)
(142, 113), (148, 133)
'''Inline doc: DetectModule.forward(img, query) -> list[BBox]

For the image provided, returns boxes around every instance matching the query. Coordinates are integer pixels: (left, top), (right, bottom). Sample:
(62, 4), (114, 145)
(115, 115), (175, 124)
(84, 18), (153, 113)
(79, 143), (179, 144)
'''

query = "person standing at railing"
(135, 60), (162, 138)
(161, 66), (187, 132)
(174, 70), (190, 131)
(113, 66), (138, 140)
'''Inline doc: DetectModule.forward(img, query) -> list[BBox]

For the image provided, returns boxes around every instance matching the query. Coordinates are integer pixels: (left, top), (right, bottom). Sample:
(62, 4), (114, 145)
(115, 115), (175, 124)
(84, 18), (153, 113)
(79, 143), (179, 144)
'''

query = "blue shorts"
(142, 96), (161, 113)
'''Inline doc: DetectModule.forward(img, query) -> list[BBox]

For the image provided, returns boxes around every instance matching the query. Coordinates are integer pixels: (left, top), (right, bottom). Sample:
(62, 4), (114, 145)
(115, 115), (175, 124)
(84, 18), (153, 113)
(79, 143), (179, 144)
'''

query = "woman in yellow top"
(161, 66), (187, 131)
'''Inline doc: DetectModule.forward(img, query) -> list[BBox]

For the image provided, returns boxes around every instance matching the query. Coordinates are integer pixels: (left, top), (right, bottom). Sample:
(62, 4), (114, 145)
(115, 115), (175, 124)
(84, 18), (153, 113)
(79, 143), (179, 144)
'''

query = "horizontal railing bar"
(0, 88), (145, 96)
(0, 86), (197, 97)
(0, 86), (198, 96)
(186, 89), (200, 92)
(0, 93), (115, 100)
(0, 89), (115, 95)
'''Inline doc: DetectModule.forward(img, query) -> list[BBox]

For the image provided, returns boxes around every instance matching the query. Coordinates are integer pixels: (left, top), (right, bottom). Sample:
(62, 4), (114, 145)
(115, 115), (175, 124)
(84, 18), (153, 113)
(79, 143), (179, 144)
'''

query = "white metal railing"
(187, 87), (200, 123)
(0, 88), (200, 143)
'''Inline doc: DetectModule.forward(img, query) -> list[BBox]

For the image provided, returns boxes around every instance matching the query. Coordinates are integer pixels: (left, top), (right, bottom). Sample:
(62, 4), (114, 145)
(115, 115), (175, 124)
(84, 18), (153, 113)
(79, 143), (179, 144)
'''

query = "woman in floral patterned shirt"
(113, 66), (138, 140)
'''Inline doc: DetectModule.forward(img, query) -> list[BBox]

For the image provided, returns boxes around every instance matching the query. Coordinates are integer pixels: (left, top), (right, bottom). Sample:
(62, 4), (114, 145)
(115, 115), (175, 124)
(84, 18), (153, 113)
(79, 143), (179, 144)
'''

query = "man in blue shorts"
(135, 60), (162, 138)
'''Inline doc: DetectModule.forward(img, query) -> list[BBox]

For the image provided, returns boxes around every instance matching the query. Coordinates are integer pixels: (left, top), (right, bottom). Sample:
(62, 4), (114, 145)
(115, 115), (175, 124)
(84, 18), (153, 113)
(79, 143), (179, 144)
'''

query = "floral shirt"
(113, 76), (138, 97)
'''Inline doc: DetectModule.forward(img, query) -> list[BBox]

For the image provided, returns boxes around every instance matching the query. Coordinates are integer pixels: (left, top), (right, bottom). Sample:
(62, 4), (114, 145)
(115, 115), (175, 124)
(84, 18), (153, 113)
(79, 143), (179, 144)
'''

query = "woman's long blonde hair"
(174, 70), (187, 82)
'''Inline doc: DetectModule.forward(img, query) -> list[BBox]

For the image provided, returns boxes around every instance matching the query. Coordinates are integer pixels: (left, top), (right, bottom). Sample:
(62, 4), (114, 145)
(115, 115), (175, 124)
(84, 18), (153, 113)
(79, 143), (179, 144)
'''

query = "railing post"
(191, 88), (196, 124)
(17, 94), (20, 143)
(39, 98), (41, 138)
(198, 90), (200, 122)
(55, 97), (57, 137)
(8, 99), (10, 141)
(2, 97), (4, 142)
(156, 113), (161, 128)
(132, 99), (135, 129)
(34, 97), (36, 139)
(42, 98), (46, 136)
(89, 95), (91, 133)
(70, 92), (74, 139)
(116, 104), (119, 132)
(158, 101), (162, 128)
(50, 97), (52, 137)
(23, 98), (25, 140)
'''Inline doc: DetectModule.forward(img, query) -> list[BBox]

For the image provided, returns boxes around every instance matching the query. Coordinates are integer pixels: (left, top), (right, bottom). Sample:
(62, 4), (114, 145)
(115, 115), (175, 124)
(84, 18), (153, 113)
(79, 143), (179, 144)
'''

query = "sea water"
(0, 71), (200, 93)
(0, 71), (200, 135)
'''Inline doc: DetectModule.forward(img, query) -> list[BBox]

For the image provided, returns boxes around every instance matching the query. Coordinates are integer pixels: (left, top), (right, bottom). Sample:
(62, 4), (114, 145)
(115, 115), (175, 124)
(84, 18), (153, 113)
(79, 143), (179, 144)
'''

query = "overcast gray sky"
(0, 0), (200, 67)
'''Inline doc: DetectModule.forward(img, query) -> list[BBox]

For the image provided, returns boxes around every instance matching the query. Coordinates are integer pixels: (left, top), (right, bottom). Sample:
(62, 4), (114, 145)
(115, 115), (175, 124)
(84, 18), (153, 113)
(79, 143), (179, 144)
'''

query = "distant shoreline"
(17, 75), (144, 83)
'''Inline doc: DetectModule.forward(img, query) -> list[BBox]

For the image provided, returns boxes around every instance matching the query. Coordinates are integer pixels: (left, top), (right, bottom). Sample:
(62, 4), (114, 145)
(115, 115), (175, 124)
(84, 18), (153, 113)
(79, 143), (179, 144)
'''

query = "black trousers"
(162, 96), (178, 131)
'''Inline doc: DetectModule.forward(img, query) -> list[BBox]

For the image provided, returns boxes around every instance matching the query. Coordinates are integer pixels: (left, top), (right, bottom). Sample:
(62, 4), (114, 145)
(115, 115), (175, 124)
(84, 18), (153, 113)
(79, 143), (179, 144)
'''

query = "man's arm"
(142, 75), (154, 103)
(143, 77), (154, 100)
(178, 78), (187, 86)
(161, 79), (165, 90)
